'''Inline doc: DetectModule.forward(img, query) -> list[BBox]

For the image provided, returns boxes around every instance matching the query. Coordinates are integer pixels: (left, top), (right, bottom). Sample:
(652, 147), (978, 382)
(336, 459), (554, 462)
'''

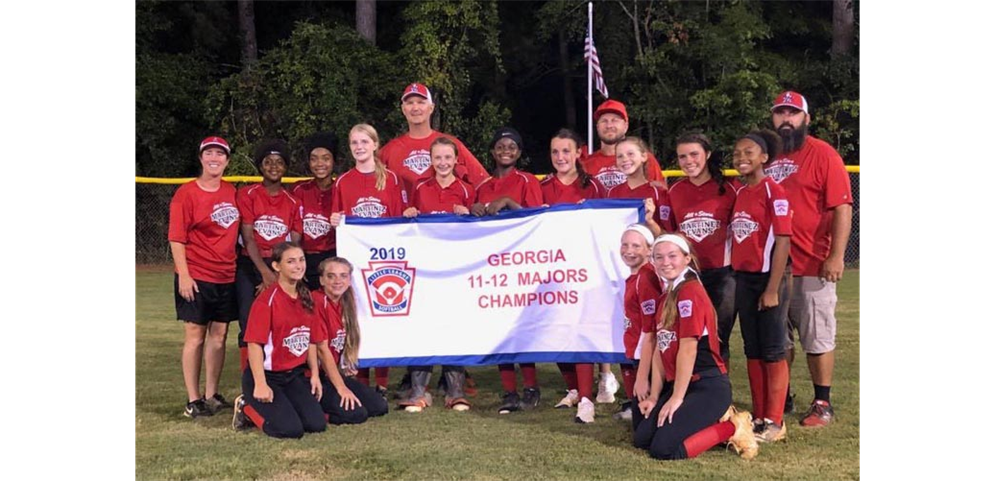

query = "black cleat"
(522, 387), (541, 409)
(498, 391), (522, 414)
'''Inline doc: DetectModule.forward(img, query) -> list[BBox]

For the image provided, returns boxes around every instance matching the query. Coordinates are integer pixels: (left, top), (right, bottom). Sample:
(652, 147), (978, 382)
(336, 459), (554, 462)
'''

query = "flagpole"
(587, 2), (594, 155)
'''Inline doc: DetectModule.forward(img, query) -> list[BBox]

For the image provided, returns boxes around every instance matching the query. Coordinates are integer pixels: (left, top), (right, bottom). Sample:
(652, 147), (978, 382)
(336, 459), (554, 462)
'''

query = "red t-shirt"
(607, 182), (677, 233)
(291, 180), (335, 254)
(311, 290), (347, 368)
(168, 180), (241, 283)
(765, 136), (853, 276)
(668, 177), (742, 270)
(244, 284), (322, 372)
(411, 177), (476, 214)
(331, 168), (407, 219)
(236, 184), (303, 259)
(730, 177), (793, 273)
(379, 131), (490, 197)
(474, 168), (543, 208)
(539, 174), (606, 204)
(655, 279), (727, 382)
(580, 150), (666, 190)
(624, 262), (662, 359)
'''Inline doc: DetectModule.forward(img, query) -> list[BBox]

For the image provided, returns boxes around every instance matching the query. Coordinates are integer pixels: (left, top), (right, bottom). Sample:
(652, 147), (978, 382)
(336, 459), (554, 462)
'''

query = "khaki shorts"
(784, 276), (837, 354)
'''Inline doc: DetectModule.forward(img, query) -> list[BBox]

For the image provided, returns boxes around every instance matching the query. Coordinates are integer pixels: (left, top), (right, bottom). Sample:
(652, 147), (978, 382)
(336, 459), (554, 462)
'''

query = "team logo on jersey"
(254, 216), (289, 241)
(730, 214), (759, 243)
(403, 150), (432, 175)
(765, 159), (799, 183)
(210, 203), (240, 229)
(331, 329), (346, 354)
(657, 329), (677, 352)
(361, 261), (417, 316)
(658, 206), (672, 221)
(351, 197), (388, 218)
(678, 299), (693, 318)
(283, 326), (311, 357)
(773, 199), (789, 217)
(679, 213), (721, 242)
(641, 299), (656, 316)
(303, 216), (332, 239)
(596, 169), (627, 189)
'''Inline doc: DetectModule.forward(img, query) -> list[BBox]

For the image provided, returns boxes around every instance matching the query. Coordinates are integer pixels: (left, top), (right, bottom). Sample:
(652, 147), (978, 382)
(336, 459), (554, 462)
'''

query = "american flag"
(584, 33), (609, 98)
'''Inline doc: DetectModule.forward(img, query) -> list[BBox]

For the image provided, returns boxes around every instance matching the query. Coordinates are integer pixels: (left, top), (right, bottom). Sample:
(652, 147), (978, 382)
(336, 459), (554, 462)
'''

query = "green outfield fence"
(136, 168), (860, 266)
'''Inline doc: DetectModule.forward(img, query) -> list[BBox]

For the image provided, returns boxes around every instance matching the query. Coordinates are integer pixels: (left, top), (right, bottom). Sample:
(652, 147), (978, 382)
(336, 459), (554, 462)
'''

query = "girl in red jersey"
(328, 123), (405, 394)
(404, 137), (476, 217)
(615, 223), (663, 426)
(540, 128), (606, 205)
(730, 130), (792, 443)
(669, 132), (740, 364)
(470, 127), (544, 413)
(606, 137), (676, 237)
(292, 132), (338, 290)
(311, 257), (390, 423)
(471, 127), (543, 217)
(231, 242), (326, 439)
(330, 124), (407, 224)
(633, 234), (758, 460)
(235, 139), (303, 374)
(397, 137), (474, 412)
(539, 129), (604, 423)
(169, 136), (242, 418)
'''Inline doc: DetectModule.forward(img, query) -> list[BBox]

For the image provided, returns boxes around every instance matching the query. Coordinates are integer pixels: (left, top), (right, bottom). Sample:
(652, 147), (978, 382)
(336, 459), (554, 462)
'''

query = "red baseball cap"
(594, 99), (628, 123)
(199, 136), (230, 155)
(401, 83), (434, 103)
(771, 91), (808, 114)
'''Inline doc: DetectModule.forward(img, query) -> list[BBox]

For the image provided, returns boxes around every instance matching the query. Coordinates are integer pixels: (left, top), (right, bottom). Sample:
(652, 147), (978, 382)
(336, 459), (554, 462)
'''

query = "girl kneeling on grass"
(232, 242), (326, 438)
(633, 234), (757, 460)
(312, 257), (389, 423)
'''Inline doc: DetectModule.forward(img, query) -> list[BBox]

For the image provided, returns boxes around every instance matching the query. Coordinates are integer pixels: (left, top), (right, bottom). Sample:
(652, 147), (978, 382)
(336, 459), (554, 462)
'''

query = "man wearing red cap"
(581, 99), (666, 190)
(766, 91), (852, 428)
(380, 83), (490, 197)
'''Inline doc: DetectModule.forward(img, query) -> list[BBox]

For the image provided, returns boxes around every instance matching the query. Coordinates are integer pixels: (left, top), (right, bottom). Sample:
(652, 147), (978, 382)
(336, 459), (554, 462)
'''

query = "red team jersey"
(730, 177), (793, 273)
(607, 182), (677, 233)
(579, 150), (666, 190)
(668, 177), (742, 270)
(764, 136), (853, 277)
(311, 290), (346, 368)
(655, 278), (727, 382)
(539, 174), (606, 204)
(411, 177), (476, 214)
(168, 180), (241, 283)
(331, 168), (407, 219)
(475, 168), (543, 208)
(245, 284), (324, 372)
(236, 184), (303, 259)
(625, 262), (663, 359)
(379, 131), (490, 197)
(291, 180), (335, 253)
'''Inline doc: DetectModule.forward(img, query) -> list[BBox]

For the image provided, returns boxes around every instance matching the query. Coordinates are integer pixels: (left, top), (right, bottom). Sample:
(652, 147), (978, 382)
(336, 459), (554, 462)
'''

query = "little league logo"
(678, 299), (693, 318)
(773, 199), (790, 217)
(362, 261), (417, 317)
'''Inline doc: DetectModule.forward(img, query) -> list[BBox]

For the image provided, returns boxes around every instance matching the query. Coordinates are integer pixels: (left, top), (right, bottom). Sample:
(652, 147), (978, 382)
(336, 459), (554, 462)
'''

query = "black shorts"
(174, 275), (237, 325)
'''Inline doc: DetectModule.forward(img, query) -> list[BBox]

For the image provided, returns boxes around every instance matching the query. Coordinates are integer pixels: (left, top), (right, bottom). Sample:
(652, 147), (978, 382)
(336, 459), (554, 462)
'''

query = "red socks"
(521, 363), (537, 388)
(558, 363), (578, 390)
(683, 421), (736, 458)
(498, 364), (518, 392)
(374, 367), (389, 389)
(764, 360), (789, 425)
(621, 364), (636, 399)
(244, 403), (265, 429)
(747, 359), (766, 421)
(576, 363), (594, 400)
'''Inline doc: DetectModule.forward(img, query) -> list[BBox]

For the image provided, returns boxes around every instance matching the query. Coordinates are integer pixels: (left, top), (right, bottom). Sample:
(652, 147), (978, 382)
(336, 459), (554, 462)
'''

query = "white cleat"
(575, 397), (595, 424)
(555, 389), (579, 409)
(596, 372), (619, 404)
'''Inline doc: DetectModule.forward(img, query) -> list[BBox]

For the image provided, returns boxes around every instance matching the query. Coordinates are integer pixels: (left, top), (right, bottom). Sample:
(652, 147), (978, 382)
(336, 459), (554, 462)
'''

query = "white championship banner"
(336, 199), (645, 367)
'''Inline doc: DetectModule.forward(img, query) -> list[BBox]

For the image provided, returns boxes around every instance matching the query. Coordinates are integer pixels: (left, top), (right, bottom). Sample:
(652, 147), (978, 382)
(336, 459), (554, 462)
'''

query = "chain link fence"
(137, 173), (860, 266)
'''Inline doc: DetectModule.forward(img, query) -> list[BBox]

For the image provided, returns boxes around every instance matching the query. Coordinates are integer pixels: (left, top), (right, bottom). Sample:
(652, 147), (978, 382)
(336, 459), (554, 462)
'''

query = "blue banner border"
(357, 351), (630, 367)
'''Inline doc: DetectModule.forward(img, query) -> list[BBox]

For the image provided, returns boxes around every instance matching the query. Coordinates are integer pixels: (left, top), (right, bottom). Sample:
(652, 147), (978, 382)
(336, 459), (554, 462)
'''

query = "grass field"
(136, 267), (859, 480)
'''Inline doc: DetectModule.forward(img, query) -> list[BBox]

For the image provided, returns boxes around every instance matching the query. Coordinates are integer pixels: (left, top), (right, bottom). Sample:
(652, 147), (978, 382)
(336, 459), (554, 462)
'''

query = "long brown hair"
(318, 256), (361, 371)
(552, 128), (592, 189)
(271, 241), (313, 312)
